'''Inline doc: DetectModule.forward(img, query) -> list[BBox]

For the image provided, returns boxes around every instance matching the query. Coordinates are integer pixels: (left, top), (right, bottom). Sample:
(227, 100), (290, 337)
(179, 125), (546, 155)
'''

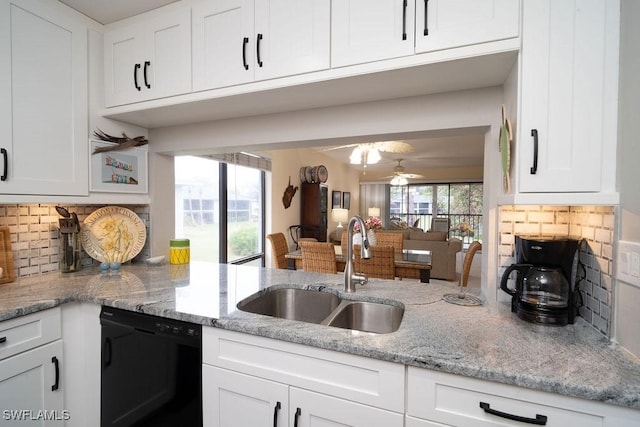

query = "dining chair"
(460, 241), (482, 287)
(374, 231), (404, 258)
(266, 233), (289, 269)
(353, 245), (395, 280)
(300, 241), (338, 274)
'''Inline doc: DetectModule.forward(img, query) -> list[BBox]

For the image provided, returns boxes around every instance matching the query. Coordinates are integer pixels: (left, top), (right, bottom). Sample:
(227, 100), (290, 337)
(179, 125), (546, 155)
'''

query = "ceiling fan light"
(390, 175), (408, 186)
(366, 148), (381, 164)
(350, 147), (362, 164)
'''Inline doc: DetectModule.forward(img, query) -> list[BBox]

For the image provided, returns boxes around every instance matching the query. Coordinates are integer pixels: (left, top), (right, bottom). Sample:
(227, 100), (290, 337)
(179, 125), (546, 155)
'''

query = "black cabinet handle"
(0, 336), (6, 343)
(134, 63), (141, 91)
(104, 337), (112, 367)
(51, 356), (60, 391)
(480, 402), (547, 425)
(273, 401), (281, 427)
(242, 37), (249, 70)
(1, 148), (7, 181)
(143, 61), (151, 89)
(257, 33), (263, 67)
(530, 129), (538, 174)
(423, 0), (429, 35)
(402, 0), (408, 40)
(293, 408), (301, 427)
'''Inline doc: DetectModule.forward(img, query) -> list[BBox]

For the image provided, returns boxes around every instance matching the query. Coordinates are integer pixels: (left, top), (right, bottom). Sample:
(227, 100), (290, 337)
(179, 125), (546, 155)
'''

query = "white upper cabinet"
(0, 0), (88, 196)
(331, 0), (416, 67)
(517, 0), (619, 194)
(104, 8), (191, 107)
(193, 0), (330, 91)
(415, 0), (520, 53)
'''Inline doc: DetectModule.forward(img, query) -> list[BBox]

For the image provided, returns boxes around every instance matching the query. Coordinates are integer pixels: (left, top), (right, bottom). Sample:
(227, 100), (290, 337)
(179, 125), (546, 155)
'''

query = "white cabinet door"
(254, 0), (330, 80)
(415, 0), (519, 53)
(104, 8), (191, 106)
(0, 341), (64, 425)
(193, 0), (329, 91)
(0, 0), (88, 196)
(203, 365), (289, 427)
(290, 387), (404, 427)
(192, 0), (255, 90)
(518, 0), (616, 192)
(332, 0), (416, 67)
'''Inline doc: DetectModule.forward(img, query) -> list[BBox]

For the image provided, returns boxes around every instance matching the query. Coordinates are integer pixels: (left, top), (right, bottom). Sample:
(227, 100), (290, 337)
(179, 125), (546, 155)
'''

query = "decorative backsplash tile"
(0, 204), (150, 278)
(499, 205), (616, 337)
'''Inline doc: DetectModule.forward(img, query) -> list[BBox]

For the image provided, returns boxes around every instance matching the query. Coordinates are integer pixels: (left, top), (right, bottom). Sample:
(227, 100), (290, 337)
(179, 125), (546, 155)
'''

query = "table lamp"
(331, 208), (349, 240)
(368, 207), (380, 218)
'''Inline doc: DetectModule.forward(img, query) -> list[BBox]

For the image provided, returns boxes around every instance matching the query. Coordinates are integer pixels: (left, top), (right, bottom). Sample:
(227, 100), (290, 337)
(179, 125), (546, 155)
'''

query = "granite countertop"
(1, 261), (639, 410)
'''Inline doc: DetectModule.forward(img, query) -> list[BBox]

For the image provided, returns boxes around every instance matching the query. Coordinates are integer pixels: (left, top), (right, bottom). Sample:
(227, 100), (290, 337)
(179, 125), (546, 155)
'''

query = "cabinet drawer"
(203, 327), (405, 412)
(408, 368), (606, 426)
(0, 308), (62, 361)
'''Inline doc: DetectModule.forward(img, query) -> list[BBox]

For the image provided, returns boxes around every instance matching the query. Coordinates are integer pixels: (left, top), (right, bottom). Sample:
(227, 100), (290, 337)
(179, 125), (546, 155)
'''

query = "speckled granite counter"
(1, 262), (639, 410)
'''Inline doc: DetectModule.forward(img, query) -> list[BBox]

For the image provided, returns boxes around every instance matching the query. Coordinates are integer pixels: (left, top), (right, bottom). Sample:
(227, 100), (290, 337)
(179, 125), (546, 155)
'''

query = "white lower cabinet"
(0, 308), (64, 425)
(407, 367), (639, 426)
(202, 327), (404, 427)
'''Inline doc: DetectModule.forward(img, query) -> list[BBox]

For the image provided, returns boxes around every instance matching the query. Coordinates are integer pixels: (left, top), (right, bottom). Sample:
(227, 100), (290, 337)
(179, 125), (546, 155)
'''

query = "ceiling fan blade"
(374, 141), (414, 153)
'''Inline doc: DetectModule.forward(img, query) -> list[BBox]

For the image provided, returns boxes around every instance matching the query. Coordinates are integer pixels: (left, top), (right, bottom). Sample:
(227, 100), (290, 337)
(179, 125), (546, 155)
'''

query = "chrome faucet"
(344, 216), (372, 293)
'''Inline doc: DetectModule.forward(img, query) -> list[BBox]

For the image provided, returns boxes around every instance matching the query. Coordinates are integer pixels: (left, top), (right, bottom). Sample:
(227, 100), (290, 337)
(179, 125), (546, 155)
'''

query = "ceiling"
(59, 0), (179, 24)
(313, 131), (486, 182)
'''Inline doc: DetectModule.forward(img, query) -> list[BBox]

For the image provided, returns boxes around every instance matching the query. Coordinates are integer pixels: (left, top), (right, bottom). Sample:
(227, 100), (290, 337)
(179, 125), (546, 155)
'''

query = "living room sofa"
(376, 230), (462, 281)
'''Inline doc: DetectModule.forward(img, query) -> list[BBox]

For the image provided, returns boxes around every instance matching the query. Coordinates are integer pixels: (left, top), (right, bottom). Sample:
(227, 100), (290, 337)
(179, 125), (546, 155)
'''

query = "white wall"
(614, 0), (640, 357)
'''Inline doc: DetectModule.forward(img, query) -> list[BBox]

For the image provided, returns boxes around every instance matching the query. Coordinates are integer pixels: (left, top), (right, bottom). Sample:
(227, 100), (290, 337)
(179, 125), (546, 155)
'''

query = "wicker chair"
(460, 241), (482, 287)
(353, 245), (395, 280)
(266, 233), (289, 269)
(374, 231), (404, 258)
(300, 241), (338, 274)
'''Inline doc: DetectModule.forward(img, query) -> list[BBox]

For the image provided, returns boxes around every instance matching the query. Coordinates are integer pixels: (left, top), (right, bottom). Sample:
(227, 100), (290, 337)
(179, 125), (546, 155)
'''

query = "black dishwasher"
(100, 306), (202, 427)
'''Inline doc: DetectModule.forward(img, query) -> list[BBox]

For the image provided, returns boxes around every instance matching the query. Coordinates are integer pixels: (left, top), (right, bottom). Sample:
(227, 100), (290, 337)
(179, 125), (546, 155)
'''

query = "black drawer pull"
(293, 407), (301, 427)
(134, 63), (141, 91)
(273, 401), (281, 427)
(423, 0), (429, 35)
(402, 0), (408, 40)
(257, 33), (264, 67)
(0, 336), (6, 343)
(530, 129), (538, 174)
(242, 37), (249, 70)
(480, 402), (547, 425)
(1, 148), (6, 181)
(143, 61), (151, 89)
(51, 356), (60, 391)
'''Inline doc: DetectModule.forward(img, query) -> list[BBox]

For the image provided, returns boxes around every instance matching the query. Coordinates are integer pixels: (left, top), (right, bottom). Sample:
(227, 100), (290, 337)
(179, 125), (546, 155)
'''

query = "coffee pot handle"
(500, 264), (533, 296)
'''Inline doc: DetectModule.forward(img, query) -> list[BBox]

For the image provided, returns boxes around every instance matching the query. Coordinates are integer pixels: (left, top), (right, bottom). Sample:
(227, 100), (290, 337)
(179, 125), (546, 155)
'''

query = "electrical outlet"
(618, 241), (640, 288)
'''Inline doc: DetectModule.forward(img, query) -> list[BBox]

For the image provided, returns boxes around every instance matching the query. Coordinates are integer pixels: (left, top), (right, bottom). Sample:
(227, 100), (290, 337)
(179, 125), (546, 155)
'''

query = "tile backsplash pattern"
(499, 205), (615, 337)
(0, 204), (150, 277)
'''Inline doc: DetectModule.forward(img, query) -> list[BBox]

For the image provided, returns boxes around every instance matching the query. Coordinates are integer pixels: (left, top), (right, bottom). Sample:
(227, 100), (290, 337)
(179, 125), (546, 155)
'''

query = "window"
(389, 182), (483, 243)
(175, 155), (267, 265)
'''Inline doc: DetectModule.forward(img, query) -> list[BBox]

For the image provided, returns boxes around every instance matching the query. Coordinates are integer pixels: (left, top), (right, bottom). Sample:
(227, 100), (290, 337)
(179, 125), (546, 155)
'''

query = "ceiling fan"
(323, 140), (415, 166)
(385, 159), (424, 185)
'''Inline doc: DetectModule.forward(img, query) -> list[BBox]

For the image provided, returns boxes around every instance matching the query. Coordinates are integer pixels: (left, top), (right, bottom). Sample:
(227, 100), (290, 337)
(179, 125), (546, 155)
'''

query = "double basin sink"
(237, 287), (404, 334)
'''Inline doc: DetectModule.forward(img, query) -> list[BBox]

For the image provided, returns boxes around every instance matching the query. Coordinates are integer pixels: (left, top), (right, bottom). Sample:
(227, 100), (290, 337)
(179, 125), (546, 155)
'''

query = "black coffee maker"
(500, 235), (585, 326)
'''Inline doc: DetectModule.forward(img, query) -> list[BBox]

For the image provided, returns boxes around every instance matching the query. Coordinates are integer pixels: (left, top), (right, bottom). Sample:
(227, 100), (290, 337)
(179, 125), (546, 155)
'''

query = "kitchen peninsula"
(0, 262), (638, 425)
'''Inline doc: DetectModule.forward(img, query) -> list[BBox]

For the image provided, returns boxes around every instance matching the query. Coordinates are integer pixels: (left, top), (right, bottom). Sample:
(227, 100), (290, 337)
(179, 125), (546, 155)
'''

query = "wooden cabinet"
(331, 0), (416, 67)
(0, 308), (64, 424)
(192, 0), (330, 91)
(202, 327), (404, 427)
(516, 0), (619, 194)
(415, 0), (519, 53)
(407, 367), (639, 426)
(300, 183), (328, 242)
(104, 7), (191, 106)
(0, 0), (88, 196)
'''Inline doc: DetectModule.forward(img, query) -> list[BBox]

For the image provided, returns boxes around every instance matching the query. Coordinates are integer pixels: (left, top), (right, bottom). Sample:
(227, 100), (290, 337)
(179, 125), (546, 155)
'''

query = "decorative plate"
(80, 206), (147, 263)
(299, 167), (307, 183)
(317, 165), (328, 182)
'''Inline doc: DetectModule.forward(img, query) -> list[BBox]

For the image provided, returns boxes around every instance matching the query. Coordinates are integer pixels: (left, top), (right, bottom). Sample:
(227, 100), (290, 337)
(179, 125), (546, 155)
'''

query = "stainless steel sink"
(236, 287), (404, 334)
(323, 301), (404, 334)
(237, 288), (341, 323)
